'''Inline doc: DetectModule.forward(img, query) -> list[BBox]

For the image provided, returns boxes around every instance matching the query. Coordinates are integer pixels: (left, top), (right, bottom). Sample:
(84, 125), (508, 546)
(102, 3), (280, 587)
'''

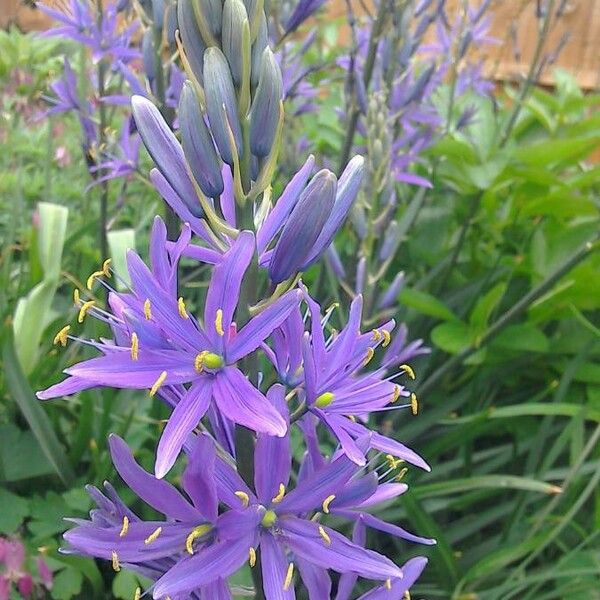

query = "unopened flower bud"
(301, 155), (365, 270)
(376, 272), (406, 311)
(249, 48), (283, 158)
(270, 170), (337, 283)
(203, 47), (243, 165)
(179, 81), (224, 198)
(142, 30), (157, 82)
(379, 221), (401, 262)
(177, 0), (206, 85)
(165, 2), (178, 49)
(151, 0), (166, 29)
(222, 0), (250, 86)
(251, 12), (268, 87)
(195, 0), (222, 40)
(132, 95), (201, 216)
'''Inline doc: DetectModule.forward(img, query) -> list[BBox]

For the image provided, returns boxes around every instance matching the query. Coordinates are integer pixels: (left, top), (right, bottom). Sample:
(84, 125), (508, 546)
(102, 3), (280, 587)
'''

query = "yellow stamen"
(396, 467), (408, 481)
(381, 330), (391, 347)
(133, 587), (141, 600)
(318, 525), (331, 546)
(194, 351), (208, 372)
(102, 258), (112, 277)
(399, 364), (416, 380)
(144, 526), (162, 545)
(410, 392), (418, 415)
(185, 524), (212, 554)
(385, 578), (392, 590)
(78, 300), (96, 323)
(235, 491), (250, 507)
(364, 347), (375, 365)
(143, 298), (152, 320)
(86, 270), (104, 290)
(322, 494), (336, 514)
(73, 288), (80, 305)
(53, 325), (70, 347)
(347, 415), (356, 422)
(119, 516), (129, 537)
(111, 550), (120, 572)
(372, 329), (382, 342)
(391, 385), (401, 403)
(248, 547), (256, 567)
(178, 297), (189, 319)
(283, 563), (294, 591)
(130, 332), (139, 361)
(149, 371), (167, 397)
(404, 592), (411, 600)
(215, 308), (224, 336)
(271, 483), (286, 504)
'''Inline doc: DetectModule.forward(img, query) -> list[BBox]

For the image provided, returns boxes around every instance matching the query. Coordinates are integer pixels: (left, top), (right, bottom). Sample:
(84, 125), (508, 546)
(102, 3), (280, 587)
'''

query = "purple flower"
(63, 434), (232, 599)
(153, 387), (406, 599)
(274, 289), (430, 469)
(38, 222), (300, 478)
(284, 0), (327, 35)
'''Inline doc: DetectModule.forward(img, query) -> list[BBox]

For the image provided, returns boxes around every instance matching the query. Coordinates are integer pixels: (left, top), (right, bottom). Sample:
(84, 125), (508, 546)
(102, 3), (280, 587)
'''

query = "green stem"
(416, 235), (599, 400)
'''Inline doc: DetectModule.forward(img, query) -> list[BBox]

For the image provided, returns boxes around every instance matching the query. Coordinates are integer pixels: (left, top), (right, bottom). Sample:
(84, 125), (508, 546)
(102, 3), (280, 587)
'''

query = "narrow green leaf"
(3, 329), (75, 486)
(108, 228), (136, 290)
(399, 288), (459, 322)
(37, 202), (68, 280)
(431, 322), (473, 354)
(469, 282), (507, 330)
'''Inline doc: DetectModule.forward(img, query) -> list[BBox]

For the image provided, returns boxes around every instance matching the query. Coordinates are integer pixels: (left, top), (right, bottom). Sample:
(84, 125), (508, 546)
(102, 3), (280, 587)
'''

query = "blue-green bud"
(179, 81), (224, 198)
(250, 12), (268, 87)
(177, 0), (206, 85)
(249, 48), (283, 158)
(203, 47), (243, 165)
(192, 0), (222, 41)
(142, 29), (157, 83)
(222, 0), (249, 86)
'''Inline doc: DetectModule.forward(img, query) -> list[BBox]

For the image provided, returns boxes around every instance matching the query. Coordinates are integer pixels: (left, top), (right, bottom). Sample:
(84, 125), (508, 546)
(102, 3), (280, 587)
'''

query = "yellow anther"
(283, 563), (294, 591)
(235, 491), (250, 507)
(385, 578), (392, 590)
(364, 347), (375, 365)
(194, 351), (207, 372)
(78, 300), (96, 323)
(130, 332), (139, 361)
(248, 547), (256, 567)
(391, 385), (401, 403)
(144, 526), (162, 545)
(194, 351), (223, 372)
(102, 258), (112, 277)
(318, 525), (331, 546)
(322, 494), (336, 514)
(315, 391), (334, 409)
(261, 509), (277, 528)
(215, 308), (224, 336)
(143, 298), (152, 320)
(53, 325), (70, 347)
(111, 550), (120, 572)
(372, 329), (382, 342)
(134, 587), (141, 600)
(381, 330), (391, 347)
(119, 516), (129, 537)
(347, 415), (356, 422)
(396, 467), (408, 481)
(399, 364), (416, 380)
(271, 483), (286, 504)
(149, 371), (167, 397)
(86, 270), (104, 290)
(178, 297), (189, 319)
(410, 392), (418, 415)
(404, 591), (411, 599)
(73, 288), (80, 305)
(185, 524), (211, 554)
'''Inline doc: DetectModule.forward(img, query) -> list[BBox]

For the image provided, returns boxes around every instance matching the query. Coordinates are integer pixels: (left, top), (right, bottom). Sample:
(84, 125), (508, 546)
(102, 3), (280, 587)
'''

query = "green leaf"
(51, 568), (83, 600)
(431, 322), (473, 354)
(112, 570), (141, 599)
(108, 228), (136, 290)
(399, 288), (459, 322)
(0, 424), (55, 481)
(492, 324), (549, 353)
(0, 488), (29, 534)
(3, 330), (75, 486)
(514, 137), (600, 167)
(38, 202), (68, 281)
(469, 282), (507, 331)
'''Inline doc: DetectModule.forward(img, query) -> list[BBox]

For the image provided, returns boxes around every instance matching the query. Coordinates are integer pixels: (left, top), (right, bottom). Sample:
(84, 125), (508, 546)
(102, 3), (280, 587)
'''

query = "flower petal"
(260, 533), (296, 599)
(213, 368), (287, 437)
(227, 290), (301, 364)
(254, 385), (291, 503)
(358, 512), (436, 545)
(357, 557), (428, 600)
(37, 376), (98, 400)
(280, 516), (402, 580)
(155, 380), (213, 479)
(296, 556), (331, 600)
(108, 434), (200, 522)
(152, 535), (253, 598)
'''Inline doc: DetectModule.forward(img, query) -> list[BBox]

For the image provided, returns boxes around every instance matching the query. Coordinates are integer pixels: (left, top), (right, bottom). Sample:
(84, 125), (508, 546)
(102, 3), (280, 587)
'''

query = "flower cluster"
(40, 0), (435, 597)
(0, 537), (53, 599)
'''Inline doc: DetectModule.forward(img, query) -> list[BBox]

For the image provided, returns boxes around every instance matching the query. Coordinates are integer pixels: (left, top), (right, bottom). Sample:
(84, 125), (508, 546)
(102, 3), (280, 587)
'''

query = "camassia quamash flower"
(38, 222), (299, 477)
